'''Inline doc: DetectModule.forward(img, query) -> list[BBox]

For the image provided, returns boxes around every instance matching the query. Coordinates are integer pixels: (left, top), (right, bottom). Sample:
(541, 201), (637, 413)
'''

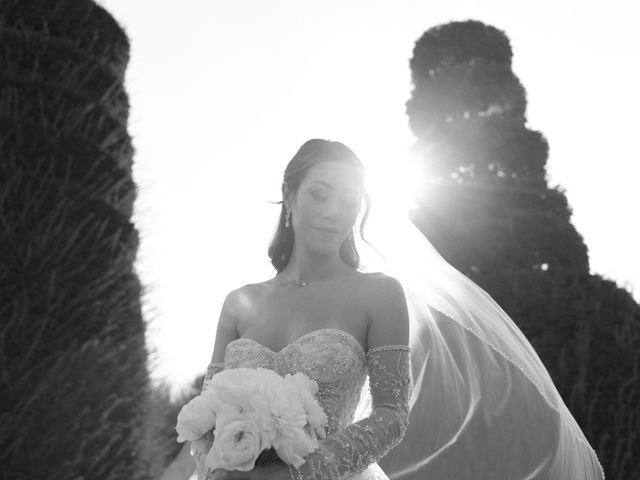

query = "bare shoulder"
(216, 282), (265, 334)
(357, 272), (406, 302)
(222, 280), (271, 316)
(209, 281), (270, 364)
(357, 273), (410, 350)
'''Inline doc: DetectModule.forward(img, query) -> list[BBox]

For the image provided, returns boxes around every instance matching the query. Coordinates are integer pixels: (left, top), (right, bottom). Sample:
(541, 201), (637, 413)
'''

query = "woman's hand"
(212, 462), (292, 480)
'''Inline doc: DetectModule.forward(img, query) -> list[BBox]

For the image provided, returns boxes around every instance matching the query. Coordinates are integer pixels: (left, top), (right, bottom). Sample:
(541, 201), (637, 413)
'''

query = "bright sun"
(363, 148), (425, 221)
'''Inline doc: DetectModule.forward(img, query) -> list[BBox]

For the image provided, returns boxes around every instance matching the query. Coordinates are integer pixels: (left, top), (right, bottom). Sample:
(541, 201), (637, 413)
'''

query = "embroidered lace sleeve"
(192, 362), (225, 480)
(289, 345), (412, 480)
(200, 361), (225, 394)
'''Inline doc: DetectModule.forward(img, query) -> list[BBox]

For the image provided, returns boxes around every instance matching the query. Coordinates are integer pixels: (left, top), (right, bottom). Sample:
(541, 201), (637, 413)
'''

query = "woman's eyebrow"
(308, 180), (359, 193)
(309, 180), (333, 188)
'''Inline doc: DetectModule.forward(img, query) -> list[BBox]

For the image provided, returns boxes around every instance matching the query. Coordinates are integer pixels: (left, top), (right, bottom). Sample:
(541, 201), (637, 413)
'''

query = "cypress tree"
(0, 1), (161, 478)
(405, 20), (640, 479)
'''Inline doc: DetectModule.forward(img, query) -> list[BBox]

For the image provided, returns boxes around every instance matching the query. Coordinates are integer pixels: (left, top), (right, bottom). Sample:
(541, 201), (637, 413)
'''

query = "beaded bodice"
(199, 327), (411, 480)
(223, 328), (368, 436)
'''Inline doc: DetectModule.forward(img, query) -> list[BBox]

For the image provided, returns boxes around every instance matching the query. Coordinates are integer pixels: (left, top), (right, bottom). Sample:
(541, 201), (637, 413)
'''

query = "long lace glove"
(193, 361), (225, 480)
(201, 361), (225, 393)
(289, 346), (412, 480)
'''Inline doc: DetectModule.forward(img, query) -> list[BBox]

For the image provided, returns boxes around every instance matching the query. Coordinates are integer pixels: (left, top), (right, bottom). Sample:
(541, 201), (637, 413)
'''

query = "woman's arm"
(200, 289), (242, 391)
(289, 275), (412, 480)
(193, 289), (243, 479)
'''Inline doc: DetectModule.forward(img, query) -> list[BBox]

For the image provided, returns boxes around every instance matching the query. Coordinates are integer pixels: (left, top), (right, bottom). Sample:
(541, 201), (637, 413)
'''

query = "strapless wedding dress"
(196, 328), (412, 480)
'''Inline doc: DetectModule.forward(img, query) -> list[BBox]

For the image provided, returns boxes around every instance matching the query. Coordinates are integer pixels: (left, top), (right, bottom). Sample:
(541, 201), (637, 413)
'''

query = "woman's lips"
(315, 226), (340, 234)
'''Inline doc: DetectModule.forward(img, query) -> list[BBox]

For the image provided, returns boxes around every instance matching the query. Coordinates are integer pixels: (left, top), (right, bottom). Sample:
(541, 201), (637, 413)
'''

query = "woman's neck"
(284, 245), (352, 283)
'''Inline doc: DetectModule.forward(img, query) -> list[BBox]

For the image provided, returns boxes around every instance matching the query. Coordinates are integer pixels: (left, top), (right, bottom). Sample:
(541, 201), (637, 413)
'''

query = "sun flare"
(363, 149), (425, 221)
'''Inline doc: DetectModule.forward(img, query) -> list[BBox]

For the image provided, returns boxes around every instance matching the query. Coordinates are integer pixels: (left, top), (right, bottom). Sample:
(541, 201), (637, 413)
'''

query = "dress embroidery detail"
(193, 329), (411, 480)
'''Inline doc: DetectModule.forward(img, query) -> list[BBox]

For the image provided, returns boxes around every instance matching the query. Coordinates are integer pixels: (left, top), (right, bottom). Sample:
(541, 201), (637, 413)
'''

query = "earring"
(285, 208), (291, 228)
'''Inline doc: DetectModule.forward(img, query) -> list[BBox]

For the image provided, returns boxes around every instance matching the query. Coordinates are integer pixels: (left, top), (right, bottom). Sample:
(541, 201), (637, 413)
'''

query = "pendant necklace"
(284, 271), (309, 288)
(282, 268), (359, 288)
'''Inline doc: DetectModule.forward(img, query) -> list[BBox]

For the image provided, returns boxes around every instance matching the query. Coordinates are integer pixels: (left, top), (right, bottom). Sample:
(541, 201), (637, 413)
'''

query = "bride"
(191, 139), (604, 480)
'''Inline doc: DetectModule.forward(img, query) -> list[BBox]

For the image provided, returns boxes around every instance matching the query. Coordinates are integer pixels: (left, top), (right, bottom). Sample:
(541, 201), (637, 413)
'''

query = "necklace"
(282, 270), (309, 287)
(280, 269), (360, 288)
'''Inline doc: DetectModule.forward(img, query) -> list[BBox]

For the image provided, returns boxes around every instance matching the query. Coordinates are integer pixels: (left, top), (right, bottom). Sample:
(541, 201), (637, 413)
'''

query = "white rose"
(175, 394), (218, 442)
(205, 407), (266, 471)
(274, 423), (320, 468)
(284, 372), (328, 439)
(284, 372), (319, 396)
(248, 391), (278, 446)
(207, 368), (263, 411)
(256, 375), (308, 449)
(254, 368), (287, 393)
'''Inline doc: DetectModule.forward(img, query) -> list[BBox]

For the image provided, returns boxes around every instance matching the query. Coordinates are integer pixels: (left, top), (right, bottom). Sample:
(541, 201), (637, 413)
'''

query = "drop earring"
(285, 208), (291, 228)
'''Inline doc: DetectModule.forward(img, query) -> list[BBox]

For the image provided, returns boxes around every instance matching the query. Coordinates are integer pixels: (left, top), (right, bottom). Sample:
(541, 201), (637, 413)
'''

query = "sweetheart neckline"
(227, 327), (366, 360)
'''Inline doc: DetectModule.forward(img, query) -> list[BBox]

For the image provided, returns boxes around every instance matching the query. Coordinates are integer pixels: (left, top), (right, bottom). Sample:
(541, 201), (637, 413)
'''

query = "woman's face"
(288, 161), (362, 257)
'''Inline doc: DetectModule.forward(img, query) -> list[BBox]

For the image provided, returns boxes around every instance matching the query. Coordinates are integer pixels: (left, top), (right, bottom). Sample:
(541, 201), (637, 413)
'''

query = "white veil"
(352, 198), (605, 480)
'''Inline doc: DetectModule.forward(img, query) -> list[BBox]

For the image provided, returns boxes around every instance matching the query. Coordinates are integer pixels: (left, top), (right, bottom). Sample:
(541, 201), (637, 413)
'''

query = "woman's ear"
(282, 181), (294, 209)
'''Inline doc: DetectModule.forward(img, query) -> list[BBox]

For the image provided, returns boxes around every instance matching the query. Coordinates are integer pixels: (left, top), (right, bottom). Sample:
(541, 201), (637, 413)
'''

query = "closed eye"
(310, 191), (328, 201)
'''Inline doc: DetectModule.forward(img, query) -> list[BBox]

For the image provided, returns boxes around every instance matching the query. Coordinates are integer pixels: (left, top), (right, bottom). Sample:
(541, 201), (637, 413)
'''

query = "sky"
(97, 0), (639, 397)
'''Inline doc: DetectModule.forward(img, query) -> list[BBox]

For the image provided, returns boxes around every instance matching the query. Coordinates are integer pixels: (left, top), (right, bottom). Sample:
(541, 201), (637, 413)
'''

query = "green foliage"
(0, 1), (158, 478)
(156, 374), (205, 464)
(141, 380), (201, 478)
(408, 62), (527, 138)
(506, 271), (640, 479)
(407, 20), (640, 479)
(409, 20), (513, 78)
(149, 374), (206, 478)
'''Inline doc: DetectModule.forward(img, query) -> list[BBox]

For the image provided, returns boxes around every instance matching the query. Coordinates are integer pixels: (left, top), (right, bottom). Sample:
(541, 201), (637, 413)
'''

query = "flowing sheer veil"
(351, 198), (604, 480)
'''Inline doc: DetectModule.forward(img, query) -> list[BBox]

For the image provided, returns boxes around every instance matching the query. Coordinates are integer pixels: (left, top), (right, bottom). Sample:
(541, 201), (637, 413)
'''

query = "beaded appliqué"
(194, 331), (411, 480)
(286, 339), (411, 480)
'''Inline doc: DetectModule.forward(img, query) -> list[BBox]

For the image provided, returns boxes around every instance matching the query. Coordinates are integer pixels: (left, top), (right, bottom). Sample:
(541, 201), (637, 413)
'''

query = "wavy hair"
(268, 139), (371, 273)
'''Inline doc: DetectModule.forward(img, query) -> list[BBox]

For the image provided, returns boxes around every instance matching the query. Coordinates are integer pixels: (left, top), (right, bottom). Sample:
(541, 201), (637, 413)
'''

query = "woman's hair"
(268, 139), (371, 273)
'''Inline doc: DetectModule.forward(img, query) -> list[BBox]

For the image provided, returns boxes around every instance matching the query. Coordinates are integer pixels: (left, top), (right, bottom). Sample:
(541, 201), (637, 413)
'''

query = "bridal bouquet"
(175, 367), (328, 472)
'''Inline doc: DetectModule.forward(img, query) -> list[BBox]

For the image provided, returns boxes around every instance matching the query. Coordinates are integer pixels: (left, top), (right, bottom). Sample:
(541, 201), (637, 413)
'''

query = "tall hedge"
(0, 1), (158, 478)
(405, 20), (640, 479)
